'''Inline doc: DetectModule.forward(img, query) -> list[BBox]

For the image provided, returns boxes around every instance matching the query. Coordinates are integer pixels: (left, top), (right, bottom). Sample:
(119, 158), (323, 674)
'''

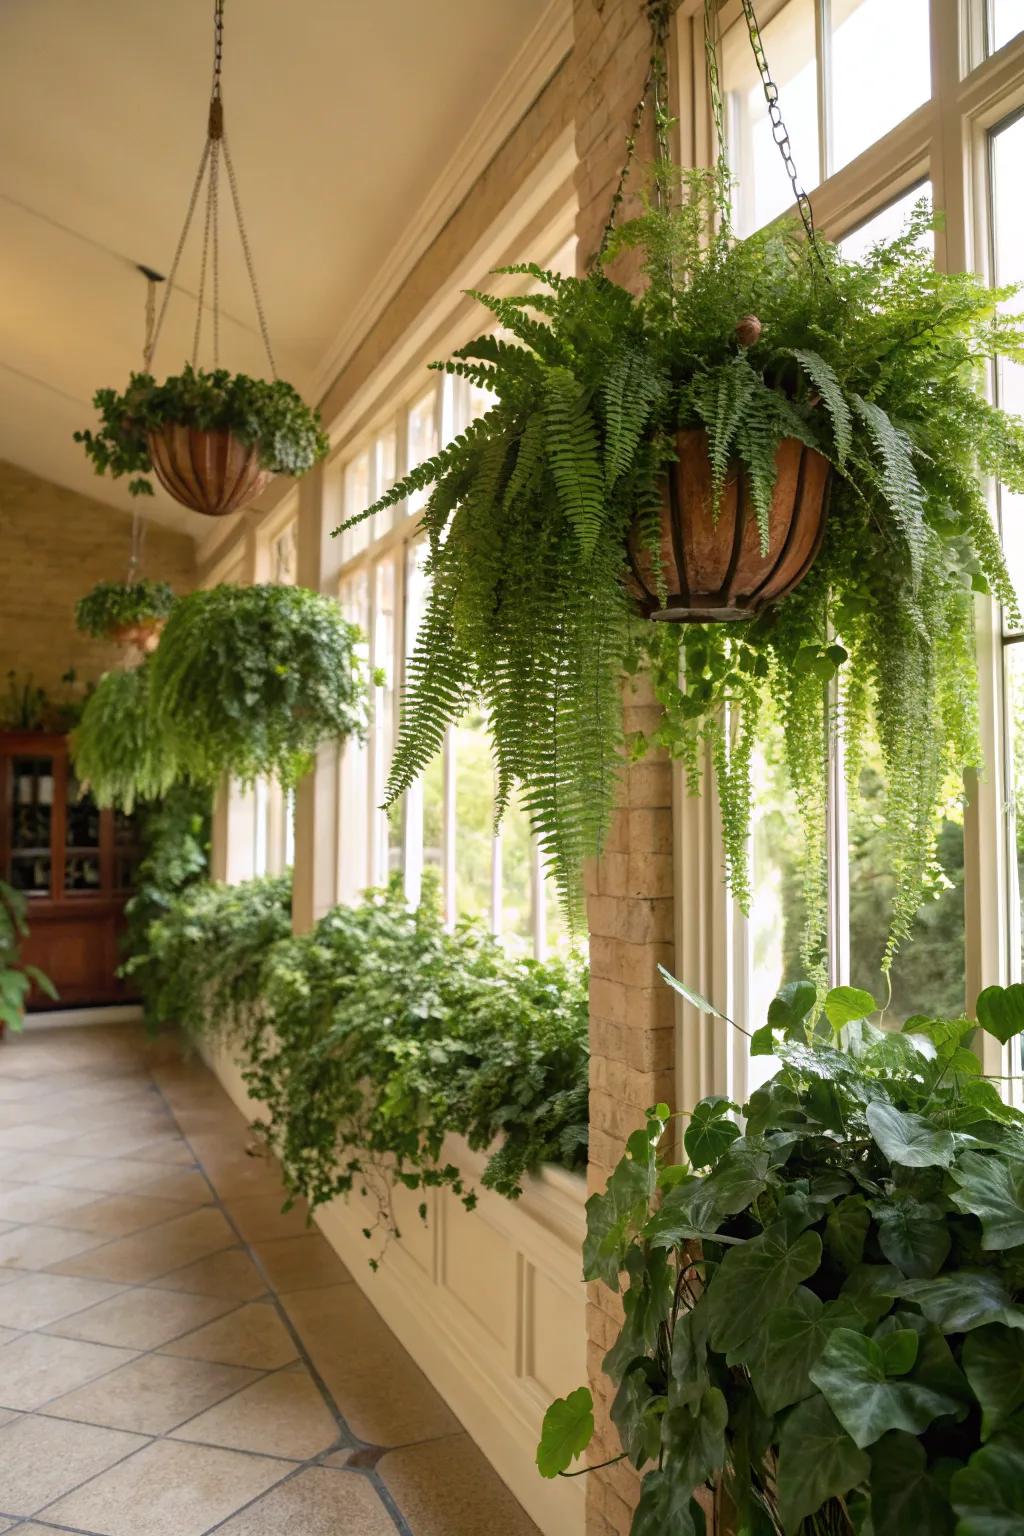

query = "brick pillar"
(574, 7), (677, 1531)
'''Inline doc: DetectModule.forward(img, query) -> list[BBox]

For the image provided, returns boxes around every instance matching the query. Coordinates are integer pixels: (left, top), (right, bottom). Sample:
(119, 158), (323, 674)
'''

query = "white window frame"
(672, 0), (1024, 1109)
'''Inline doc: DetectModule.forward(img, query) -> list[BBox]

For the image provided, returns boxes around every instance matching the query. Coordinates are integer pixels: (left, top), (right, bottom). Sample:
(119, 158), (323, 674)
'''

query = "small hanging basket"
(626, 429), (831, 623)
(147, 425), (271, 518)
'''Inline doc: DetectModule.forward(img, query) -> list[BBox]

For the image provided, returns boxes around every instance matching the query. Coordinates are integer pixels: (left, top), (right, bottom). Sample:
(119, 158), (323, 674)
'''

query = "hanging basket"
(108, 618), (164, 654)
(146, 424), (271, 518)
(626, 428), (831, 623)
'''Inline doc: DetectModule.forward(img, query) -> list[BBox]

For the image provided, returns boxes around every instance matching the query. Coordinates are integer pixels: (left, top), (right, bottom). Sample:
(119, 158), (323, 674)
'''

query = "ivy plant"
(339, 175), (1024, 976)
(0, 879), (56, 1028)
(70, 662), (180, 812)
(74, 579), (175, 640)
(538, 969), (1024, 1535)
(75, 365), (329, 497)
(148, 584), (370, 787)
(127, 873), (588, 1249)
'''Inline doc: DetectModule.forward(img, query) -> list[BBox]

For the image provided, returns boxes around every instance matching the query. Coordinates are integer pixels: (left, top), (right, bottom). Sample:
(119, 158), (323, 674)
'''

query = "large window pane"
(838, 182), (933, 264)
(829, 0), (930, 172)
(339, 571), (371, 902)
(989, 1), (1024, 54)
(341, 451), (370, 561)
(993, 114), (1024, 613)
(407, 389), (439, 518)
(372, 559), (397, 884)
(372, 430), (398, 543)
(723, 0), (819, 237)
(1005, 644), (1024, 995)
(452, 712), (495, 922)
(500, 790), (534, 954)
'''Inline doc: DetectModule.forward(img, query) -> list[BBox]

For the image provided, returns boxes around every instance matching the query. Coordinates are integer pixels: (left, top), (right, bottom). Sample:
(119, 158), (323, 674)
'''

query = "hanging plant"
(75, 367), (328, 512)
(74, 2), (327, 517)
(1, 879), (57, 1029)
(337, 8), (1024, 975)
(74, 578), (176, 652)
(148, 584), (370, 787)
(70, 663), (180, 812)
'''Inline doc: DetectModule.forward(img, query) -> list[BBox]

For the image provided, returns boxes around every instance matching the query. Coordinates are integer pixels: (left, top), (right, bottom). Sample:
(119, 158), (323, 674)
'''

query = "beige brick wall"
(0, 460), (196, 699)
(574, 3), (676, 1533)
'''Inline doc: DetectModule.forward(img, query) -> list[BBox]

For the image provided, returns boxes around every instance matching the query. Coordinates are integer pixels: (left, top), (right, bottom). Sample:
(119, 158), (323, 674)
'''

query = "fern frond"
(464, 290), (565, 364)
(682, 356), (759, 513)
(542, 366), (606, 559)
(850, 394), (927, 585)
(333, 411), (499, 534)
(792, 348), (853, 467)
(491, 262), (565, 290)
(601, 349), (667, 486)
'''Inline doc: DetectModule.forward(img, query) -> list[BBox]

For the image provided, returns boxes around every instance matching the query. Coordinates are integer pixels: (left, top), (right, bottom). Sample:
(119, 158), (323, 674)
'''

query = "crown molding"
(310, 0), (573, 404)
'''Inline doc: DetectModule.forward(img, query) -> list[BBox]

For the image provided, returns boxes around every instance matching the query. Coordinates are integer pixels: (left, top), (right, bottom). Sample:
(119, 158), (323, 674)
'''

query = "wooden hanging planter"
(108, 618), (164, 654)
(626, 428), (831, 623)
(147, 424), (271, 518)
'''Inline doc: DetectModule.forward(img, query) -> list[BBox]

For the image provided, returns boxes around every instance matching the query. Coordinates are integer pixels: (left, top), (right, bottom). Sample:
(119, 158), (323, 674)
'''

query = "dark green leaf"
(706, 1224), (822, 1354)
(952, 1431), (1024, 1535)
(827, 1195), (871, 1269)
(889, 1269), (1024, 1333)
(777, 1394), (870, 1531)
(866, 1102), (955, 1168)
(810, 1326), (963, 1448)
(868, 1431), (955, 1536)
(950, 1152), (1024, 1250)
(825, 986), (877, 1031)
(536, 1386), (594, 1477)
(734, 1285), (859, 1415)
(632, 1468), (700, 1536)
(976, 984), (1024, 1045)
(767, 979), (817, 1037)
(583, 1149), (656, 1289)
(661, 1387), (727, 1486)
(610, 1365), (662, 1466)
(683, 1096), (740, 1168)
(962, 1325), (1024, 1437)
(869, 1195), (952, 1277)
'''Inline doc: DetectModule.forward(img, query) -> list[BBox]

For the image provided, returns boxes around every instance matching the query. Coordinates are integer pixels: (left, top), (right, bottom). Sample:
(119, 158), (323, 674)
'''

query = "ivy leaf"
(536, 1386), (594, 1477)
(659, 1141), (773, 1238)
(684, 1097), (740, 1168)
(866, 1102), (955, 1168)
(889, 1269), (1024, 1333)
(776, 1395), (870, 1531)
(949, 1152), (1024, 1250)
(962, 1325), (1024, 1437)
(668, 1301), (711, 1412)
(582, 1139), (657, 1288)
(876, 1310), (973, 1411)
(868, 1431), (955, 1536)
(610, 1364), (662, 1467)
(767, 979), (817, 1037)
(733, 1285), (858, 1415)
(705, 1224), (822, 1354)
(869, 1195), (952, 1278)
(826, 1194), (871, 1269)
(661, 1386), (728, 1486)
(824, 985), (877, 1032)
(951, 1431), (1024, 1535)
(632, 1468), (703, 1536)
(809, 1326), (964, 1448)
(976, 984), (1024, 1045)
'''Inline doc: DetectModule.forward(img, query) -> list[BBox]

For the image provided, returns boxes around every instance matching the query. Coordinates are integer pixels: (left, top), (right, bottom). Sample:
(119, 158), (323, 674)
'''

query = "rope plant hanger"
(75, 0), (328, 518)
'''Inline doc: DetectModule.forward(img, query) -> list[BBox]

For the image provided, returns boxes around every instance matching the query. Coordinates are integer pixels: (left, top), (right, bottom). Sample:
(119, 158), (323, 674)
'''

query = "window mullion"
(816, 0), (833, 180)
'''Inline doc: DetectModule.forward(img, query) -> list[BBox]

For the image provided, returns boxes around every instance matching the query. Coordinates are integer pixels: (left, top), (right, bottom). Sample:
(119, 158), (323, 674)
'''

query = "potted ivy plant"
(147, 583), (370, 786)
(75, 365), (329, 516)
(538, 968), (1024, 1535)
(338, 174), (1024, 973)
(74, 578), (176, 652)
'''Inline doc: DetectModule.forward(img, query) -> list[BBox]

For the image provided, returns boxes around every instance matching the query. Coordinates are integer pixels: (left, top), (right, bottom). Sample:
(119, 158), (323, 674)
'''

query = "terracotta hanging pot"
(146, 424), (271, 517)
(626, 428), (831, 623)
(108, 618), (164, 654)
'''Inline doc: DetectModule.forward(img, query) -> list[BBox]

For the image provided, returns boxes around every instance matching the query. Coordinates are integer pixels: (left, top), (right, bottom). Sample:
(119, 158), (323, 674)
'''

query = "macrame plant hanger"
(125, 266), (163, 584)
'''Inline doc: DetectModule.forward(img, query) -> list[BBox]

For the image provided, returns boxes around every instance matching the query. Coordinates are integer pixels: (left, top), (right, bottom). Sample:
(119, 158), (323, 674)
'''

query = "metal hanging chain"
(737, 0), (826, 266)
(703, 0), (734, 233)
(129, 269), (162, 578)
(143, 0), (277, 377)
(594, 0), (675, 267)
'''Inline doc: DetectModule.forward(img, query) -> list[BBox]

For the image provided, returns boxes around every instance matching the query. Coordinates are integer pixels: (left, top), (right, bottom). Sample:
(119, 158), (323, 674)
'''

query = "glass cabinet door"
(8, 755), (55, 896)
(64, 768), (102, 896)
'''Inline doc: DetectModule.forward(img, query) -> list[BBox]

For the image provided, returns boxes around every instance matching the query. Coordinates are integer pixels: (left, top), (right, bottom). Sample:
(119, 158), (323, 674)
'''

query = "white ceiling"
(0, 0), (559, 537)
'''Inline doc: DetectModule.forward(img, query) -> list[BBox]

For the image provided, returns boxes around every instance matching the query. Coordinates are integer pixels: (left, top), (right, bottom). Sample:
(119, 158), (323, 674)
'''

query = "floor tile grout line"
(148, 1053), (417, 1536)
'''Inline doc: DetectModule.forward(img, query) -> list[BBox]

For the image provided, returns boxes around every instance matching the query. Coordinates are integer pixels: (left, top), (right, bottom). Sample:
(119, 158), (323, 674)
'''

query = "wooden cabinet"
(0, 731), (140, 1009)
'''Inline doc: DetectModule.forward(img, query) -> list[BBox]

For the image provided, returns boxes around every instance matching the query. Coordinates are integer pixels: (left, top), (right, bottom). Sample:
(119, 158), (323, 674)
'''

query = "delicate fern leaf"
(430, 359), (501, 394)
(385, 578), (476, 807)
(792, 348), (853, 468)
(543, 366), (606, 559)
(491, 262), (565, 290)
(503, 414), (547, 511)
(850, 394), (927, 585)
(453, 334), (543, 383)
(682, 356), (758, 514)
(601, 349), (666, 487)
(333, 411), (498, 534)
(464, 290), (565, 364)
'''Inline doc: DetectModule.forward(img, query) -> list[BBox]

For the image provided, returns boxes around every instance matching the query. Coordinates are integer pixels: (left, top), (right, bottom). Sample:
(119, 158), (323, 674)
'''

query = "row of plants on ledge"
(71, 584), (370, 805)
(340, 175), (1024, 982)
(127, 873), (589, 1241)
(539, 971), (1024, 1535)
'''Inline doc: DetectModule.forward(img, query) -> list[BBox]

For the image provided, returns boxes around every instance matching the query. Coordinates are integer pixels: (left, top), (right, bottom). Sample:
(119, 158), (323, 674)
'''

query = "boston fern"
(74, 579), (175, 639)
(539, 969), (1024, 1535)
(75, 365), (329, 497)
(148, 584), (369, 787)
(340, 174), (1024, 971)
(71, 663), (180, 812)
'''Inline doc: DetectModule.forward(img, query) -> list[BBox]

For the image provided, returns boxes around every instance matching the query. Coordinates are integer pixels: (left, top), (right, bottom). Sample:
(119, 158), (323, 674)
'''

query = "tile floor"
(0, 1022), (542, 1536)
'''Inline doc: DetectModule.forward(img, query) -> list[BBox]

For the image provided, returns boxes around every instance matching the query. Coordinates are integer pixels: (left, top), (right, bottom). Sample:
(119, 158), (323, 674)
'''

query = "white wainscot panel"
(204, 1041), (587, 1536)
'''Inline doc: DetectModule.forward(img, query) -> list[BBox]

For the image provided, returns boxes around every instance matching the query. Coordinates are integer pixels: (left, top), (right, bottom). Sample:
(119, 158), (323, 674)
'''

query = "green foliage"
(118, 783), (211, 1029)
(540, 972), (1024, 1534)
(0, 669), (93, 733)
(341, 174), (1024, 969)
(75, 365), (329, 497)
(128, 875), (588, 1241)
(70, 663), (180, 812)
(148, 584), (369, 787)
(0, 879), (56, 1028)
(74, 580), (175, 639)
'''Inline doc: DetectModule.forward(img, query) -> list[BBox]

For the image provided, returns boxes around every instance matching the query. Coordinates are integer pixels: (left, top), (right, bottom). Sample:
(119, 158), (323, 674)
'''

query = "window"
(253, 517), (298, 877)
(332, 241), (577, 955)
(685, 0), (1024, 1105)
